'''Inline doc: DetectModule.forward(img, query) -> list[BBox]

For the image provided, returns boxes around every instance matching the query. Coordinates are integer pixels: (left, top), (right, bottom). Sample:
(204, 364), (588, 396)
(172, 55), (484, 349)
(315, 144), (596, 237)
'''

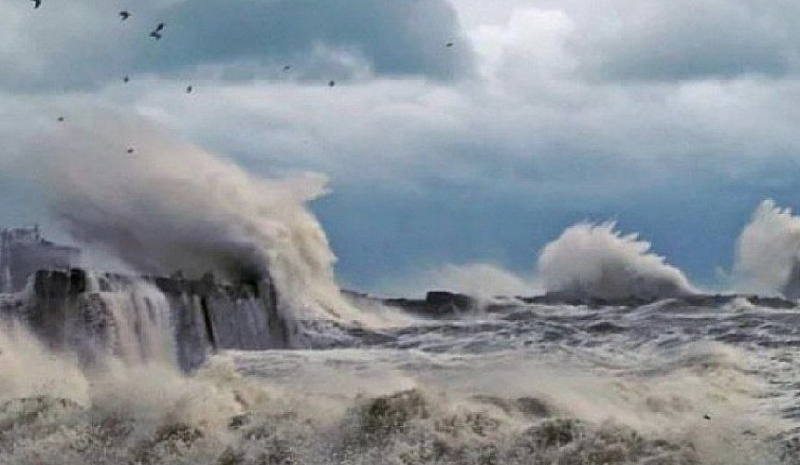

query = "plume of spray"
(537, 222), (695, 300)
(734, 199), (800, 298)
(383, 263), (536, 299)
(27, 110), (377, 327)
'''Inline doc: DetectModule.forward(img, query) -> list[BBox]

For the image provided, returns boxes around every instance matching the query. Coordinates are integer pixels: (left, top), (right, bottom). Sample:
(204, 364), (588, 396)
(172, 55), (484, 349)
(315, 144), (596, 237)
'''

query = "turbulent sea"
(3, 294), (800, 464)
(10, 109), (800, 463)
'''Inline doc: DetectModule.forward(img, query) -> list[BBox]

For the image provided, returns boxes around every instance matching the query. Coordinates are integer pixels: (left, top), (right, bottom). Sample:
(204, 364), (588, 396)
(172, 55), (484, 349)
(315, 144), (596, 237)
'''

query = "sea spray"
(30, 113), (398, 333)
(538, 221), (695, 300)
(734, 199), (800, 298)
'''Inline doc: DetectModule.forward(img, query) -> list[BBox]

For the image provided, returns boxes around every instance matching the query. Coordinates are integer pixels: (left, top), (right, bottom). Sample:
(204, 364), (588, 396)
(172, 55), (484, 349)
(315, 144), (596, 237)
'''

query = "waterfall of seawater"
(75, 276), (177, 367)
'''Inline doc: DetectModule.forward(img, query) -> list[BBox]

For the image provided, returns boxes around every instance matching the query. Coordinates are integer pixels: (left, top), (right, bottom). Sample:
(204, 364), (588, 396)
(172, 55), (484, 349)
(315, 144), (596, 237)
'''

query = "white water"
(7, 113), (800, 463)
(538, 221), (696, 300)
(84, 278), (177, 366)
(34, 113), (388, 329)
(734, 199), (800, 298)
(2, 213), (800, 462)
(1, 296), (798, 464)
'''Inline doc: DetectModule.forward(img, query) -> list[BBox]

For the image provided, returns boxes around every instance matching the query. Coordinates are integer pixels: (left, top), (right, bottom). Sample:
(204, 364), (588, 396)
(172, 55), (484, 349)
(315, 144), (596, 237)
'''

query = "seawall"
(0, 268), (291, 370)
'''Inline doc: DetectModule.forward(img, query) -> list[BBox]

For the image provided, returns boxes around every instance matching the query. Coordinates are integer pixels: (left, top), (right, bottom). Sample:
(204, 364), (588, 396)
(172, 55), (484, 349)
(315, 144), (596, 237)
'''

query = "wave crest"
(734, 199), (800, 298)
(537, 222), (694, 300)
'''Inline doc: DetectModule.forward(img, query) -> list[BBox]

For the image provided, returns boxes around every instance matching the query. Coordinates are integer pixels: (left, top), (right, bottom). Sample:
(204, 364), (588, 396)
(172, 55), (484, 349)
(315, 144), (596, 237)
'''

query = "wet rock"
(383, 291), (477, 317)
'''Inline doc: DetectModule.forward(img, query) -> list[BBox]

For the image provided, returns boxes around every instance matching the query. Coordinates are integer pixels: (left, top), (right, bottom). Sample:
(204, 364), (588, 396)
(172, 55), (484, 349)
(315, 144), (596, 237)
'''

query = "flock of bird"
(31, 0), (457, 154)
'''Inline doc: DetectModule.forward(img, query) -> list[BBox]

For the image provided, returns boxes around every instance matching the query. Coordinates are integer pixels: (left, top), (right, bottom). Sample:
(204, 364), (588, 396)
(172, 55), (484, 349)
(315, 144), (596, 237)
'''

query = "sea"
(2, 288), (800, 464)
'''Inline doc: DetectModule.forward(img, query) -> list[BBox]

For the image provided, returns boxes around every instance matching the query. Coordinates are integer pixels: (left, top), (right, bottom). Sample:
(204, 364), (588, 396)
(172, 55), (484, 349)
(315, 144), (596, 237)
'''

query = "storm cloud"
(3, 1), (800, 293)
(0, 0), (473, 91)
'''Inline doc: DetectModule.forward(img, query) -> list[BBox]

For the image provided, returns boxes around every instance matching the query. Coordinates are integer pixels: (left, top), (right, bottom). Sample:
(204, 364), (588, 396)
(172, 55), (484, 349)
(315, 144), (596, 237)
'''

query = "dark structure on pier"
(0, 226), (80, 293)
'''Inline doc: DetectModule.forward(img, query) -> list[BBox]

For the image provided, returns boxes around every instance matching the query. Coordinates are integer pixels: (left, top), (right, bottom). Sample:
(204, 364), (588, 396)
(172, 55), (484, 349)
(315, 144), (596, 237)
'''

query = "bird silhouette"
(31, 0), (40, 9)
(119, 11), (130, 20)
(446, 42), (454, 48)
(283, 65), (291, 72)
(328, 80), (336, 87)
(57, 116), (64, 122)
(127, 147), (135, 154)
(149, 23), (165, 40)
(123, 75), (130, 83)
(186, 85), (193, 94)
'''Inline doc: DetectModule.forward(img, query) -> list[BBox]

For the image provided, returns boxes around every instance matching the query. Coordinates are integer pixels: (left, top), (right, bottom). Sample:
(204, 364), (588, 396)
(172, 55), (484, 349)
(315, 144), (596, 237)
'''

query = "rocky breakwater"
(0, 268), (291, 371)
(378, 289), (799, 317)
(382, 291), (478, 317)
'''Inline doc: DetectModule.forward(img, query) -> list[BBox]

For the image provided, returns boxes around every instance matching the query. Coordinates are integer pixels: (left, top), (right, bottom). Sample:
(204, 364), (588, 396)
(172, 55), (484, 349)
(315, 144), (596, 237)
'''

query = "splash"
(382, 262), (535, 299)
(31, 112), (373, 326)
(537, 222), (695, 300)
(734, 200), (800, 298)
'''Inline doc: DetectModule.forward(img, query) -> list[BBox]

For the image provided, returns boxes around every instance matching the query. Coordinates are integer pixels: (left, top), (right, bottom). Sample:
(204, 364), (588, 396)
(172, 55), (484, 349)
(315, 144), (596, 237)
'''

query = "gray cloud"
(0, 0), (473, 91)
(6, 1), (800, 293)
(560, 0), (800, 81)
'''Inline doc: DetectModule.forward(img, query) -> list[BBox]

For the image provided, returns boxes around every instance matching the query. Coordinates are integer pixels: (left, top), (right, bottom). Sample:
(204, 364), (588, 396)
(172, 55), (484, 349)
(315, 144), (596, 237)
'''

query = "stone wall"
(2, 268), (289, 371)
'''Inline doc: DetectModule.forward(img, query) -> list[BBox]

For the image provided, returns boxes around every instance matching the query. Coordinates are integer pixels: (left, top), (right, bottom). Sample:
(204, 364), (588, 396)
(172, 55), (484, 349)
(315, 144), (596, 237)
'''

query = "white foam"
(734, 199), (800, 298)
(538, 222), (695, 300)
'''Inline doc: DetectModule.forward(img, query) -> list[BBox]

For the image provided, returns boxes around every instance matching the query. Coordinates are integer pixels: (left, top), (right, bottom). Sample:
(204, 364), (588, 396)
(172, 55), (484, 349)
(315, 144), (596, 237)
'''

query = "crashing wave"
(734, 199), (800, 299)
(537, 222), (695, 301)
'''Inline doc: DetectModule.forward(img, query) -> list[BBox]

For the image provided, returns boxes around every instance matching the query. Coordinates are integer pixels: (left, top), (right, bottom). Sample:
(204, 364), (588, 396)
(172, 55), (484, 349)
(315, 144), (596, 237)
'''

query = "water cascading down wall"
(0, 269), (291, 371)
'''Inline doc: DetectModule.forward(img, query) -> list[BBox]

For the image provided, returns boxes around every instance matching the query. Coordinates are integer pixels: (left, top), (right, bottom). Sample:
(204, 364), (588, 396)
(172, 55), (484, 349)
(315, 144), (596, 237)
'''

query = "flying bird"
(127, 147), (135, 154)
(149, 23), (164, 40)
(123, 75), (130, 83)
(31, 0), (40, 9)
(57, 116), (64, 122)
(328, 80), (336, 87)
(283, 65), (291, 72)
(119, 10), (130, 20)
(446, 42), (454, 48)
(186, 85), (193, 94)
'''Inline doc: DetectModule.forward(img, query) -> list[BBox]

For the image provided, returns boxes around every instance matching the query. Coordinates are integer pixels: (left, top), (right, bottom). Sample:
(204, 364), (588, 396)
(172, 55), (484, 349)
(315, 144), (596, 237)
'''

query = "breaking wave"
(31, 112), (390, 328)
(538, 222), (695, 300)
(0, 316), (790, 465)
(734, 199), (800, 299)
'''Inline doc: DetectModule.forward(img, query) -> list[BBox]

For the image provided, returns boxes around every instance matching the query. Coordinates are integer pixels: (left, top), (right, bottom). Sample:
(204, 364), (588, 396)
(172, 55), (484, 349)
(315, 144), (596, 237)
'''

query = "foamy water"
(2, 291), (800, 464)
(5, 118), (800, 463)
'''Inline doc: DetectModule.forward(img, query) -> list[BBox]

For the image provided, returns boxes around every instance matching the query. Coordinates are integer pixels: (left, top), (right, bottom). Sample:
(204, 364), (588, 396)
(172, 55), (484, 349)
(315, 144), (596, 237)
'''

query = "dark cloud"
(0, 0), (473, 91)
(7, 1), (800, 293)
(149, 0), (473, 78)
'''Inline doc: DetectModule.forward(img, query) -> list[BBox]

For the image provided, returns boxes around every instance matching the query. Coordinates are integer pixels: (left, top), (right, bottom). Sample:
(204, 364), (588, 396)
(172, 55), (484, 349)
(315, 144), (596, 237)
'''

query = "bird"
(127, 147), (135, 154)
(56, 116), (65, 122)
(149, 23), (164, 40)
(328, 80), (336, 87)
(119, 10), (130, 21)
(123, 75), (130, 83)
(703, 414), (711, 420)
(283, 65), (291, 72)
(446, 41), (454, 48)
(185, 85), (193, 94)
(31, 0), (40, 9)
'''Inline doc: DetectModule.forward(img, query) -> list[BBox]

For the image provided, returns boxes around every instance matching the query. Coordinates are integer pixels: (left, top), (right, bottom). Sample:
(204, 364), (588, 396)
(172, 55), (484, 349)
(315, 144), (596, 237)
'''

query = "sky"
(2, 0), (800, 296)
